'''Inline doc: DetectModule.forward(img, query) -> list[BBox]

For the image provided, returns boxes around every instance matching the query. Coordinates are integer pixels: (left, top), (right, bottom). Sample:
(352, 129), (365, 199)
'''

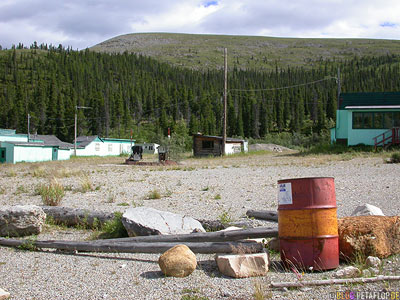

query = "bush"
(100, 212), (128, 239)
(36, 178), (65, 206)
(389, 152), (400, 163)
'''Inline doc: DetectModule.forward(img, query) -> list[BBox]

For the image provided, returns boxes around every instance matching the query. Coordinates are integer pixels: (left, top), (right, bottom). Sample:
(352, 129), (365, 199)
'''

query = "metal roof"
(339, 92), (400, 110)
(31, 134), (74, 149)
(193, 133), (245, 143)
(76, 136), (100, 147)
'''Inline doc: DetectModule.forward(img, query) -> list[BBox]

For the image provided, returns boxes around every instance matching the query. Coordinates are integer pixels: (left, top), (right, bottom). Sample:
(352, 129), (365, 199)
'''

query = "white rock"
(215, 251), (269, 278)
(122, 207), (205, 236)
(334, 266), (361, 278)
(0, 288), (10, 300)
(351, 204), (384, 216)
(365, 256), (381, 268)
(0, 205), (46, 237)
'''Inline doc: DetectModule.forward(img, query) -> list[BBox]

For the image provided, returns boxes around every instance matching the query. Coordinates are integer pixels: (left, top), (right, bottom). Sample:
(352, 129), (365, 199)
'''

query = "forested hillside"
(0, 45), (400, 145)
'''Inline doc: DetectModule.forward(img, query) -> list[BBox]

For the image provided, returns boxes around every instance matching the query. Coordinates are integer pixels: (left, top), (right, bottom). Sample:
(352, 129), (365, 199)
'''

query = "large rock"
(334, 266), (361, 278)
(215, 251), (269, 278)
(122, 207), (205, 236)
(351, 204), (384, 216)
(158, 244), (197, 277)
(0, 205), (46, 237)
(338, 216), (400, 259)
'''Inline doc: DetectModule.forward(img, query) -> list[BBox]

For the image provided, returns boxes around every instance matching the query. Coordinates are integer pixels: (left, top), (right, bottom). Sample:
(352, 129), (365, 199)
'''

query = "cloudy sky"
(1, 0), (399, 50)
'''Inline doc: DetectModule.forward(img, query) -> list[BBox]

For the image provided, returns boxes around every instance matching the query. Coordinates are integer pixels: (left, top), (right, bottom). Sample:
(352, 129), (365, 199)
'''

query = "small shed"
(193, 134), (248, 157)
(330, 92), (400, 146)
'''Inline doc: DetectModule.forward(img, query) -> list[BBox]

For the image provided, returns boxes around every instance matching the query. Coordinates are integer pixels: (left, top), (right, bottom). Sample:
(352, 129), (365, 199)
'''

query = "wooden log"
(246, 210), (278, 222)
(270, 275), (400, 288)
(0, 238), (263, 254)
(92, 227), (278, 244)
(41, 206), (115, 227)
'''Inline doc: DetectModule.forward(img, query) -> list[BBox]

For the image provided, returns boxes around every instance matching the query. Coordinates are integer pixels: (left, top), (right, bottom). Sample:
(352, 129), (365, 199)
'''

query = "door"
(0, 148), (5, 163)
(52, 148), (58, 161)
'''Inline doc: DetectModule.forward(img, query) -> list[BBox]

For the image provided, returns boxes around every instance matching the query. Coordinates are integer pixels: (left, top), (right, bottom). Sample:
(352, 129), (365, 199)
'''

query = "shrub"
(37, 178), (65, 206)
(79, 174), (94, 193)
(389, 152), (400, 163)
(100, 212), (129, 239)
(147, 189), (161, 199)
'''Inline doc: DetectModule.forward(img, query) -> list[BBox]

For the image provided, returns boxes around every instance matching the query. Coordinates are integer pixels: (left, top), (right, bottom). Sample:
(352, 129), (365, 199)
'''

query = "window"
(353, 112), (400, 129)
(202, 140), (214, 149)
(95, 143), (100, 151)
(108, 144), (113, 152)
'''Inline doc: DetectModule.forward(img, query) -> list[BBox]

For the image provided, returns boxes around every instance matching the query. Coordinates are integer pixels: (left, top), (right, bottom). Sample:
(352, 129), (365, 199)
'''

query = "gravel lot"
(0, 151), (399, 300)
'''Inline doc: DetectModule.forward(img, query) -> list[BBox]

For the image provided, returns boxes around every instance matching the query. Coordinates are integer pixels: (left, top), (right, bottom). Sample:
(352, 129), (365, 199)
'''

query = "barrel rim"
(278, 176), (334, 183)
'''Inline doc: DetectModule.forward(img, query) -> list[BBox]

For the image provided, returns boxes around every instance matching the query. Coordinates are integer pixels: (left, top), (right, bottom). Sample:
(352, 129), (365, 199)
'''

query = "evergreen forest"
(1, 44), (400, 147)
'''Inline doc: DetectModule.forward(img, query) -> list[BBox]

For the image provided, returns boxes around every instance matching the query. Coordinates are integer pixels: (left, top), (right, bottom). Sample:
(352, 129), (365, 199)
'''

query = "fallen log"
(92, 227), (278, 244)
(246, 210), (278, 222)
(270, 275), (400, 288)
(41, 206), (114, 227)
(0, 238), (263, 254)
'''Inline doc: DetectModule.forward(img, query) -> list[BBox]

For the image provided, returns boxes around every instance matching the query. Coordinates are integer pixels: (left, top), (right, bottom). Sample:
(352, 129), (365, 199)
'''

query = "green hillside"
(90, 33), (400, 71)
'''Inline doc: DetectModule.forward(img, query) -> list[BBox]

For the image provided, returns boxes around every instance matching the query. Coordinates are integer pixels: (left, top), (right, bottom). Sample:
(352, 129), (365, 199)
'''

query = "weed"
(253, 280), (267, 300)
(218, 209), (233, 225)
(388, 152), (400, 163)
(201, 186), (209, 191)
(31, 166), (47, 177)
(147, 189), (161, 199)
(181, 288), (209, 300)
(0, 187), (5, 195)
(15, 185), (28, 195)
(37, 178), (65, 206)
(79, 174), (94, 193)
(106, 193), (116, 203)
(17, 236), (38, 251)
(117, 202), (130, 207)
(214, 193), (221, 200)
(99, 212), (129, 239)
(6, 169), (17, 177)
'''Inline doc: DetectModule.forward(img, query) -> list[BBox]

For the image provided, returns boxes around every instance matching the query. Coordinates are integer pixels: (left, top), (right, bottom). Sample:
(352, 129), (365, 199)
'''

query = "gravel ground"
(0, 151), (400, 300)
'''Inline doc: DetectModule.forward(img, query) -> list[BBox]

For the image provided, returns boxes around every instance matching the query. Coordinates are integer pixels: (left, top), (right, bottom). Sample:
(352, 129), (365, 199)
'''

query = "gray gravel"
(0, 152), (399, 299)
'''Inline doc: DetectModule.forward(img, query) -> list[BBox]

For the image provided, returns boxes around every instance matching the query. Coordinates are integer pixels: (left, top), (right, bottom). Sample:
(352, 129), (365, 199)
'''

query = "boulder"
(122, 207), (205, 236)
(338, 216), (400, 259)
(351, 204), (384, 216)
(266, 238), (280, 253)
(215, 251), (269, 278)
(158, 244), (197, 277)
(334, 266), (361, 278)
(0, 205), (46, 237)
(0, 288), (10, 300)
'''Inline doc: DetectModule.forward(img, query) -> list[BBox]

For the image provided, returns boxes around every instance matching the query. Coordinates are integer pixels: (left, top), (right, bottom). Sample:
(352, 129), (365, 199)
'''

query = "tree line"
(0, 45), (399, 144)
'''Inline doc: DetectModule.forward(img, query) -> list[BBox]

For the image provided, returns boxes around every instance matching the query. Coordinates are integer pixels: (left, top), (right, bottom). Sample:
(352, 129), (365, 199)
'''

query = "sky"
(1, 0), (399, 50)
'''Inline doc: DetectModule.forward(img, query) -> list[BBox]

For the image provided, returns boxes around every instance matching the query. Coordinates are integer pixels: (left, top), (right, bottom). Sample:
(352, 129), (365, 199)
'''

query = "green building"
(330, 92), (400, 147)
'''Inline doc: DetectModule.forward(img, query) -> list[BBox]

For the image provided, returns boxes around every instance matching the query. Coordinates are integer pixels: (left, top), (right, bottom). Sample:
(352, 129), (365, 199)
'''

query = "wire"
(229, 76), (337, 92)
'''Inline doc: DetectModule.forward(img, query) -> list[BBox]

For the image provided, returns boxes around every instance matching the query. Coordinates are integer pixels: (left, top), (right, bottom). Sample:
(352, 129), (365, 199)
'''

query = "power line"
(229, 76), (337, 92)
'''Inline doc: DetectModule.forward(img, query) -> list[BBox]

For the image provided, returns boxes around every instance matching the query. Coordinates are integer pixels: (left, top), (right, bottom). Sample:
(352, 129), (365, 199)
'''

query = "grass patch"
(98, 212), (129, 239)
(218, 210), (233, 226)
(147, 189), (161, 199)
(78, 174), (94, 193)
(388, 152), (400, 163)
(36, 178), (65, 206)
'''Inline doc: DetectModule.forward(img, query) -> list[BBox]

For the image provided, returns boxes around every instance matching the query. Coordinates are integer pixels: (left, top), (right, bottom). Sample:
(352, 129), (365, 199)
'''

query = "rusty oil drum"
(277, 177), (339, 270)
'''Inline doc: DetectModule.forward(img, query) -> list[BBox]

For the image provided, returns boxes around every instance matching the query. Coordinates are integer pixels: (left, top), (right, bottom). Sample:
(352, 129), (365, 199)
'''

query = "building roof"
(76, 136), (100, 147)
(339, 92), (400, 110)
(193, 134), (245, 143)
(31, 134), (74, 149)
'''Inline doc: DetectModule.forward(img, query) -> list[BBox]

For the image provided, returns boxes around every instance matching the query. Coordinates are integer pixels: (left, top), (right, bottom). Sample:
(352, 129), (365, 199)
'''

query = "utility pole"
(27, 113), (31, 142)
(222, 48), (227, 156)
(74, 106), (92, 156)
(337, 67), (341, 109)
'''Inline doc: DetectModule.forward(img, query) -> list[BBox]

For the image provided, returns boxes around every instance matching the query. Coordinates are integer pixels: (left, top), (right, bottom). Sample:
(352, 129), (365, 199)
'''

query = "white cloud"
(0, 0), (399, 50)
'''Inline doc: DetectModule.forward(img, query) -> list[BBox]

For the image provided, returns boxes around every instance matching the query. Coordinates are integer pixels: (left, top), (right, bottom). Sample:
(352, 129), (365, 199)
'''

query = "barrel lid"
(278, 176), (334, 183)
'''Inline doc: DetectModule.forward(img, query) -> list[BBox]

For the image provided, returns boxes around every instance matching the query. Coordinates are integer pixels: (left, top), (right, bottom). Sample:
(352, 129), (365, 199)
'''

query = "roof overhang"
(345, 105), (400, 109)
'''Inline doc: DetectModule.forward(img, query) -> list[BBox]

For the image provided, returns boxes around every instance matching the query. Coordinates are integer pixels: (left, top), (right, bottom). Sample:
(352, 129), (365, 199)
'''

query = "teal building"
(330, 92), (400, 147)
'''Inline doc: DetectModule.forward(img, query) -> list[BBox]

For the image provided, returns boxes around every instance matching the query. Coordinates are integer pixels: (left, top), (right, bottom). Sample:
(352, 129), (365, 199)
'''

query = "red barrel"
(278, 177), (339, 271)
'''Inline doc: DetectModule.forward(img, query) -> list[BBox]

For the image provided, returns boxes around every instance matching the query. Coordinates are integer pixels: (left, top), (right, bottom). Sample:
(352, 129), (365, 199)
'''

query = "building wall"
(58, 149), (73, 160)
(76, 138), (133, 156)
(13, 145), (53, 163)
(193, 137), (222, 156)
(1, 142), (15, 163)
(0, 134), (28, 143)
(225, 143), (242, 155)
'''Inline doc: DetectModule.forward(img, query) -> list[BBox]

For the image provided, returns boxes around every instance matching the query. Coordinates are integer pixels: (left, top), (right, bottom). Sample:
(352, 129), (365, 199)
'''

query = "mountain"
(90, 32), (400, 71)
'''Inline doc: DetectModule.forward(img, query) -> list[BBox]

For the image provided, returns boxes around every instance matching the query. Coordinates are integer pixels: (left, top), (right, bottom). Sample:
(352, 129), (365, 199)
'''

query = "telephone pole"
(222, 48), (227, 156)
(27, 113), (31, 142)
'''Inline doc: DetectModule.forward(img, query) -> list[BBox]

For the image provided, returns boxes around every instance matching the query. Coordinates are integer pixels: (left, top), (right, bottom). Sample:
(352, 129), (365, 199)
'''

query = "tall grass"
(36, 178), (65, 206)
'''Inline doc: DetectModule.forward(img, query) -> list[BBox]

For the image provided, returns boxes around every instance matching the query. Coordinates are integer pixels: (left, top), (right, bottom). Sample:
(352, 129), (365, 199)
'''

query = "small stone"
(158, 244), (197, 277)
(215, 251), (269, 278)
(362, 269), (372, 277)
(365, 256), (381, 268)
(119, 264), (127, 269)
(334, 266), (361, 278)
(0, 288), (10, 300)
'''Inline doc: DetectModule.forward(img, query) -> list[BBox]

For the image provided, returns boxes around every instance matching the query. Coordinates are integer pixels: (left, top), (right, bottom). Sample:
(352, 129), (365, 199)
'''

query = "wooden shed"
(193, 134), (248, 157)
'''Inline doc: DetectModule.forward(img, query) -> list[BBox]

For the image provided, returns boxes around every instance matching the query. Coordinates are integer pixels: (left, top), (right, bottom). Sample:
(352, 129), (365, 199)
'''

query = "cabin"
(193, 134), (248, 157)
(75, 136), (134, 156)
(330, 92), (400, 147)
(0, 129), (73, 163)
